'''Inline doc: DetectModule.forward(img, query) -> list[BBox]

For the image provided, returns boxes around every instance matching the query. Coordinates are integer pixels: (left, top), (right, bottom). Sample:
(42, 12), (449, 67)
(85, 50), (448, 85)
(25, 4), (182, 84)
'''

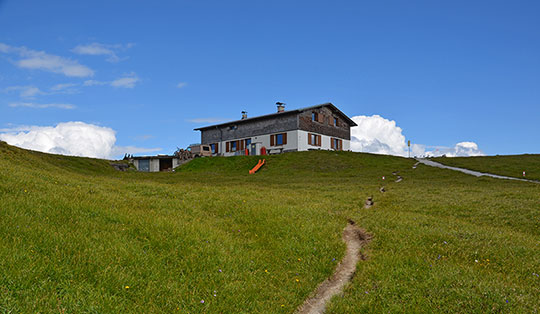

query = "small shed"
(131, 155), (181, 172)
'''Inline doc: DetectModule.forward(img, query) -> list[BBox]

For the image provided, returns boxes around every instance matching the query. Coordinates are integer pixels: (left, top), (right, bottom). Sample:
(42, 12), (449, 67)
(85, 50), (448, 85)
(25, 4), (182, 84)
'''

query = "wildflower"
(125, 286), (129, 289)
(295, 279), (299, 282)
(281, 304), (285, 307)
(200, 300), (205, 304)
(24, 189), (27, 193)
(443, 241), (447, 244)
(332, 258), (335, 261)
(298, 258), (301, 261)
(475, 260), (479, 263)
(265, 269), (268, 273)
(218, 269), (222, 273)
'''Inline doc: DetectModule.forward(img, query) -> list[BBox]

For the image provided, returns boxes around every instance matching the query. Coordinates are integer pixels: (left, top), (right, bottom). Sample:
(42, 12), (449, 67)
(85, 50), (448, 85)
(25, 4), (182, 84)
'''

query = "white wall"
(219, 130), (299, 156)
(297, 130), (351, 152)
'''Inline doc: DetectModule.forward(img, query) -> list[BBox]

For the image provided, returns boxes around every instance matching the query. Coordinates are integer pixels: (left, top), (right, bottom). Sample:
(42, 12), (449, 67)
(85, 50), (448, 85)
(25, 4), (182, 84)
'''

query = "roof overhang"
(194, 102), (357, 131)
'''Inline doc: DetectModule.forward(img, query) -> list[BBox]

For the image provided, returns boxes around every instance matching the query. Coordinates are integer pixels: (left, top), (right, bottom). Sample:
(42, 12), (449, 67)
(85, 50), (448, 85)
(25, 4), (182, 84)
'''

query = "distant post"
(408, 140), (411, 158)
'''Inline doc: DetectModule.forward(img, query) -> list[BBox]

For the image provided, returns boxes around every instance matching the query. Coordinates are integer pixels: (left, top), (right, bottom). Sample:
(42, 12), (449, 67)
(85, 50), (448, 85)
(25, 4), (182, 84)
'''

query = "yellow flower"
(265, 269), (268, 273)
(295, 279), (300, 282)
(298, 258), (301, 261)
(24, 189), (27, 193)
(125, 286), (129, 289)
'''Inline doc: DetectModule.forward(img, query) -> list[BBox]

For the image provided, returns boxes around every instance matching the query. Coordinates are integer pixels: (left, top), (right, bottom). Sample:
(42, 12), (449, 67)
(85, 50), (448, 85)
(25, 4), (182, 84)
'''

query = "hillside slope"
(1, 142), (539, 313)
(433, 154), (540, 181)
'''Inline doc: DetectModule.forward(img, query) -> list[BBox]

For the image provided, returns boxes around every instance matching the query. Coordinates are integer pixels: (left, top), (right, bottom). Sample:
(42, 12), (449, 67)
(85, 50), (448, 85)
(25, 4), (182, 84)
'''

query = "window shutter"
(215, 143), (219, 154)
(308, 133), (312, 145)
(339, 139), (343, 150)
(270, 135), (275, 146)
(226, 142), (230, 152)
(318, 113), (324, 123)
(331, 138), (335, 149)
(317, 135), (322, 146)
(283, 133), (287, 145)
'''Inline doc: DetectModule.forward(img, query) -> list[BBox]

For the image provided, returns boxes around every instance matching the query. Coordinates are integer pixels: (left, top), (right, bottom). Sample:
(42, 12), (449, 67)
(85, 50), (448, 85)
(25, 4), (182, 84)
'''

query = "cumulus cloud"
(350, 115), (483, 157)
(424, 142), (484, 157)
(0, 122), (161, 159)
(9, 102), (75, 109)
(72, 42), (133, 63)
(0, 42), (94, 77)
(110, 74), (139, 88)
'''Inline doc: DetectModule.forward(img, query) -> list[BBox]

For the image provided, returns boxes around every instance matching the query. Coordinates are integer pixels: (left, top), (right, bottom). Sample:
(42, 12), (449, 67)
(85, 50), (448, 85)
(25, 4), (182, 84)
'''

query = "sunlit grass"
(1, 142), (538, 312)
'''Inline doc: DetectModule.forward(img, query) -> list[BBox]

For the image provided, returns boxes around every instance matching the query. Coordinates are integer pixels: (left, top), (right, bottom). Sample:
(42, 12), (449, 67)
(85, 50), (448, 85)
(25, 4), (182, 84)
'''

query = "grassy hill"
(1, 141), (539, 313)
(433, 154), (540, 181)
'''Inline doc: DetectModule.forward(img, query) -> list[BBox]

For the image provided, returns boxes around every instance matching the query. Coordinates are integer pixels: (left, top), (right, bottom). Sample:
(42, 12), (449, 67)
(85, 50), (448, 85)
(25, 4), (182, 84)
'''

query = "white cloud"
(83, 80), (107, 86)
(72, 42), (133, 63)
(0, 122), (161, 159)
(110, 74), (139, 88)
(424, 142), (484, 157)
(3, 85), (44, 98)
(50, 83), (77, 91)
(0, 42), (94, 77)
(8, 102), (75, 109)
(187, 118), (227, 124)
(177, 82), (187, 88)
(350, 114), (483, 157)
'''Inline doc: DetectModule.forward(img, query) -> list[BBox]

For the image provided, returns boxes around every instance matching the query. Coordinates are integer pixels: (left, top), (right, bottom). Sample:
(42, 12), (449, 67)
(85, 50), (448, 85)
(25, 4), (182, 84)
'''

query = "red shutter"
(270, 135), (275, 146)
(318, 113), (324, 123)
(226, 142), (230, 152)
(283, 133), (287, 145)
(237, 140), (241, 151)
(339, 139), (343, 151)
(317, 135), (322, 146)
(331, 138), (335, 149)
(215, 143), (219, 154)
(308, 133), (312, 145)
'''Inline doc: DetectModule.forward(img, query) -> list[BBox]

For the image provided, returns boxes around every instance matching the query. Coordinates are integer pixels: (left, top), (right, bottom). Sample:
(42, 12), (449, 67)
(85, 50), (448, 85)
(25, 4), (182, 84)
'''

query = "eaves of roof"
(194, 102), (357, 131)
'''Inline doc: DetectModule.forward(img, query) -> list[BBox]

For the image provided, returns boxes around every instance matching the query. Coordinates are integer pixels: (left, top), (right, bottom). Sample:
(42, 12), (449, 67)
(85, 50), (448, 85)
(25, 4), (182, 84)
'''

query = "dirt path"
(416, 159), (539, 184)
(296, 220), (371, 314)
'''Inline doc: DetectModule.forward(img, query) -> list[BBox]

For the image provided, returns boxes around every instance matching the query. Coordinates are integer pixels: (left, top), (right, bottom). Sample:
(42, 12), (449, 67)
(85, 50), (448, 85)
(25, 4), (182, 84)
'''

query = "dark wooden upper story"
(194, 103), (357, 144)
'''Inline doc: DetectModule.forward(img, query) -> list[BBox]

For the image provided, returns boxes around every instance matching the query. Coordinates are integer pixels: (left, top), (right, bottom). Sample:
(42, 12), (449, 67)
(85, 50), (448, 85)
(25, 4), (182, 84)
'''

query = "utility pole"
(408, 140), (411, 158)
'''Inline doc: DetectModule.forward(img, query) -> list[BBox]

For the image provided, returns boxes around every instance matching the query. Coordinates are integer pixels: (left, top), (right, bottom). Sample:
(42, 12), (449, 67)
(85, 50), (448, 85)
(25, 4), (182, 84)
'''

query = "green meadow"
(433, 154), (540, 181)
(1, 141), (539, 313)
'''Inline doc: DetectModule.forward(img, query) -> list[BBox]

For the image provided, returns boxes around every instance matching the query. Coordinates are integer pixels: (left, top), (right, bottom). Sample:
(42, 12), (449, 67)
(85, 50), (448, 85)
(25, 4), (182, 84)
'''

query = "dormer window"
(333, 117), (338, 126)
(312, 112), (318, 121)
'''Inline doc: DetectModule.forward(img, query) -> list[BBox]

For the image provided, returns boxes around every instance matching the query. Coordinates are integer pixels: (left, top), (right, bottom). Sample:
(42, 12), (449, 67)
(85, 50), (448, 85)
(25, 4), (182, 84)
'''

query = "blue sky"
(1, 0), (539, 158)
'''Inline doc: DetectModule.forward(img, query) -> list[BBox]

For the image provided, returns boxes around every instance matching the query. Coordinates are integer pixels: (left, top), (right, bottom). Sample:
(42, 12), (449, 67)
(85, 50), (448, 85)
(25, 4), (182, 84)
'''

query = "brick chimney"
(241, 111), (247, 119)
(276, 102), (285, 113)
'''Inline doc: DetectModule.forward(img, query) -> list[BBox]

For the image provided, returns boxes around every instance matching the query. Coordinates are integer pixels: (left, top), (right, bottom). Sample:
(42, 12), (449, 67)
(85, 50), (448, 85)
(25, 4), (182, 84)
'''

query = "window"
(229, 125), (237, 130)
(312, 112), (318, 121)
(245, 138), (251, 147)
(331, 138), (343, 150)
(203, 146), (210, 151)
(333, 117), (338, 126)
(210, 143), (218, 154)
(231, 141), (237, 151)
(276, 134), (283, 145)
(308, 133), (321, 146)
(270, 133), (287, 146)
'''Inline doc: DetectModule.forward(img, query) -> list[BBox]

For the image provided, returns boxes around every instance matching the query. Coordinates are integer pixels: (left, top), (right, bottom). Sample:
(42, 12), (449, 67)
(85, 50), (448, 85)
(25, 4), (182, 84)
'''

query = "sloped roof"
(194, 102), (357, 131)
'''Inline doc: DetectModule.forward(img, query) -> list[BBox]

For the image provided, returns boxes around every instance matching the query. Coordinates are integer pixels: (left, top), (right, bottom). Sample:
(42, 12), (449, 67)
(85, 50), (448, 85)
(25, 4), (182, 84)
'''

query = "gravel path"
(416, 159), (539, 183)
